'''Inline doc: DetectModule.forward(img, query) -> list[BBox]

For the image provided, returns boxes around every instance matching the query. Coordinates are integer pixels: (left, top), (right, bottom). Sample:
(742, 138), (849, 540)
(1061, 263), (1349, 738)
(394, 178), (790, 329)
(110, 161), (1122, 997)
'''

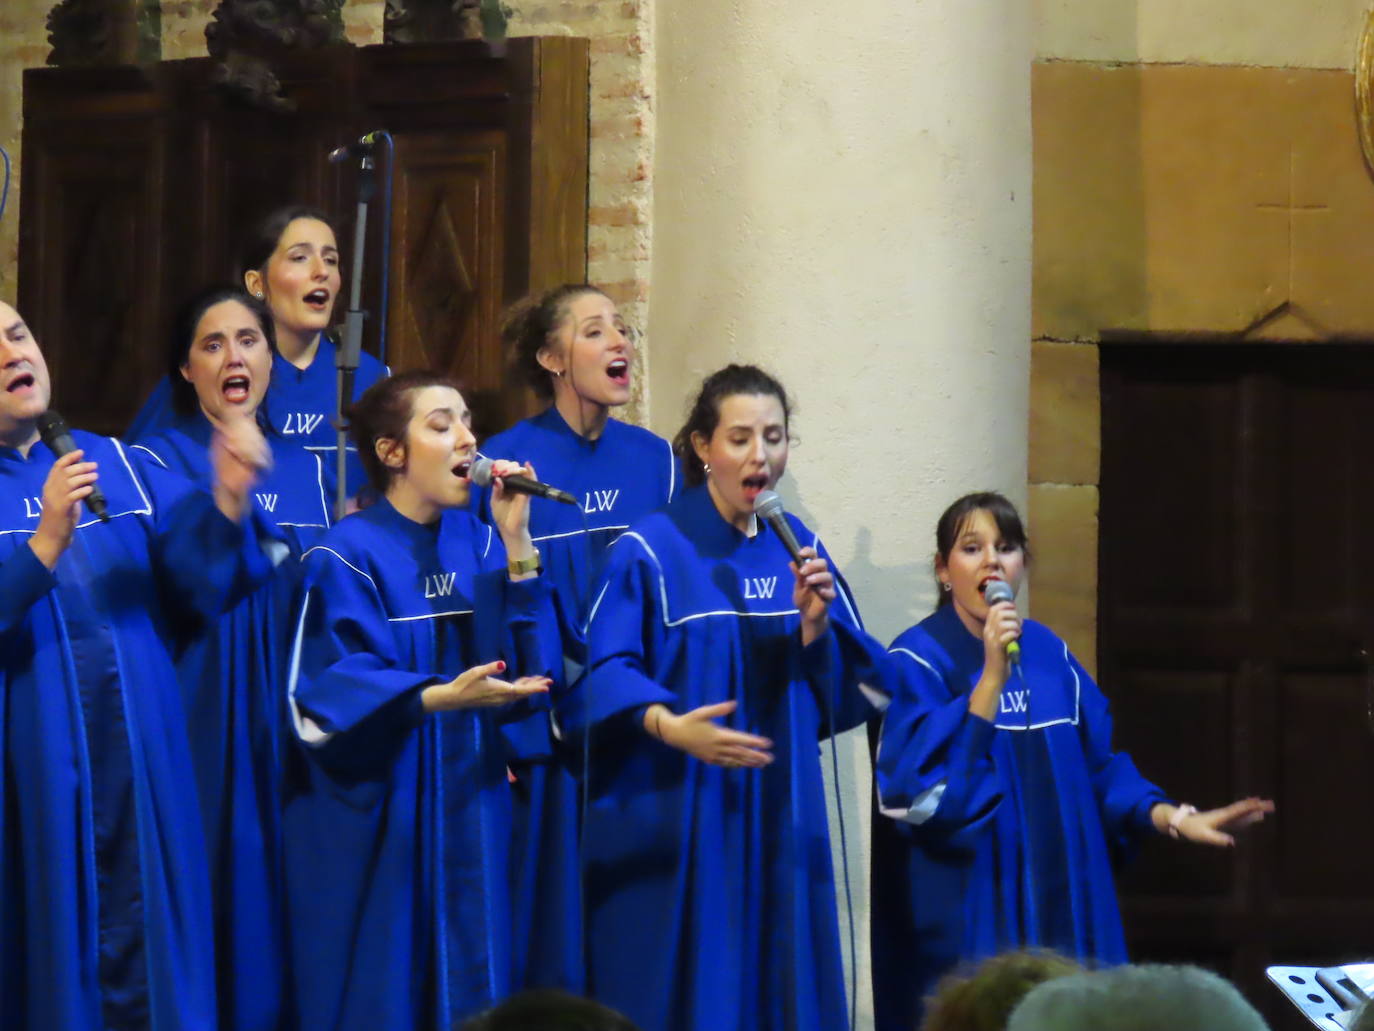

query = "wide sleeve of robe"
(799, 529), (894, 737)
(874, 628), (1002, 852)
(1071, 651), (1169, 856)
(561, 533), (677, 740)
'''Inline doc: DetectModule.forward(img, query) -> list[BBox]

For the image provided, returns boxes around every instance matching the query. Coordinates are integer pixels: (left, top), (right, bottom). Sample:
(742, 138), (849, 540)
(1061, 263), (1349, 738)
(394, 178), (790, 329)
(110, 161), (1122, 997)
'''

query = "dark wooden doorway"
(18, 38), (588, 440)
(1100, 339), (1374, 1030)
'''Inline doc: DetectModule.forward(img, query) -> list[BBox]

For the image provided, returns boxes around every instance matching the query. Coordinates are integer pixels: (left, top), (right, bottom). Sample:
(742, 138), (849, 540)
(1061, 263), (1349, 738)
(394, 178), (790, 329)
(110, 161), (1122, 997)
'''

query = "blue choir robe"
(869, 603), (1169, 1031)
(125, 336), (387, 498)
(0, 432), (275, 1030)
(285, 498), (559, 1031)
(563, 485), (889, 1031)
(133, 414), (331, 1031)
(475, 406), (679, 993)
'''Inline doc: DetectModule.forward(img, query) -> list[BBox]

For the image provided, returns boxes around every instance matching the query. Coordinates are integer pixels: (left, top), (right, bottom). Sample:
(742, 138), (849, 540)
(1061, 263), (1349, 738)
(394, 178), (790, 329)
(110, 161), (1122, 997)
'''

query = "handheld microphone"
(36, 410), (109, 522)
(753, 490), (804, 565)
(327, 131), (381, 164)
(470, 457), (577, 506)
(981, 579), (1021, 663)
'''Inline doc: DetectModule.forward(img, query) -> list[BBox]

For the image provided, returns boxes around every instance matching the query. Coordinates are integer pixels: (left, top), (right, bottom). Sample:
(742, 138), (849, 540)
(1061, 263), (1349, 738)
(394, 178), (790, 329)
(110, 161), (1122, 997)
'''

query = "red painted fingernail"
(495, 661), (506, 672)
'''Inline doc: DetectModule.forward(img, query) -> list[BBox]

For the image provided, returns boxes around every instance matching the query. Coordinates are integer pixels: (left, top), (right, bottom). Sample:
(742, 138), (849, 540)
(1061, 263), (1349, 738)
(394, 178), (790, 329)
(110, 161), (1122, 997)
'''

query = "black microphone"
(981, 578), (1021, 662)
(470, 457), (577, 506)
(753, 490), (804, 565)
(327, 131), (380, 164)
(36, 410), (109, 522)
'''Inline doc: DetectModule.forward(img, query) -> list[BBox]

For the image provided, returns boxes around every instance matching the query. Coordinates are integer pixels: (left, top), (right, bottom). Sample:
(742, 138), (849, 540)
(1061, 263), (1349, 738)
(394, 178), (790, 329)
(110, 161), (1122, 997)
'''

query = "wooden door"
(19, 38), (587, 440)
(1100, 340), (1374, 1031)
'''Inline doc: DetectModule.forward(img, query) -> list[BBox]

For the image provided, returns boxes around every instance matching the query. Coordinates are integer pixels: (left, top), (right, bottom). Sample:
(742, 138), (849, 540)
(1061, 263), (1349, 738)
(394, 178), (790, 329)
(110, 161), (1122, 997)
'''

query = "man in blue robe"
(0, 301), (274, 1029)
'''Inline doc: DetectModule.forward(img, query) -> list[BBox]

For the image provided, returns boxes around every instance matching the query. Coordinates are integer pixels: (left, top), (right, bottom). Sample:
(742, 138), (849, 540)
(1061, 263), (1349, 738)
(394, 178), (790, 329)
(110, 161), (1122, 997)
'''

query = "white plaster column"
(647, 2), (1031, 1026)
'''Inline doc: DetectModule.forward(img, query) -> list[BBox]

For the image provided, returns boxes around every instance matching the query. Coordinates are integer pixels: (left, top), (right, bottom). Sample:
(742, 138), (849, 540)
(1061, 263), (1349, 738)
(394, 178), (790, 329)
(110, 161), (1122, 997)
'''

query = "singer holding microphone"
(561, 364), (888, 1031)
(868, 492), (1274, 1031)
(283, 371), (558, 1030)
(0, 300), (276, 1027)
(132, 286), (332, 1031)
(475, 284), (679, 994)
(129, 205), (388, 498)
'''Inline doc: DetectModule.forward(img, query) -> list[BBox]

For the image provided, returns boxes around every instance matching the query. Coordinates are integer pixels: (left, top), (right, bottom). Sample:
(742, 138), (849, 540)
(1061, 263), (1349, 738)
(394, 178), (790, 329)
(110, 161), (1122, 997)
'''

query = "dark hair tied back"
(166, 285), (276, 418)
(672, 364), (793, 488)
(933, 491), (1031, 607)
(501, 284), (609, 401)
(348, 369), (461, 493)
(239, 204), (340, 279)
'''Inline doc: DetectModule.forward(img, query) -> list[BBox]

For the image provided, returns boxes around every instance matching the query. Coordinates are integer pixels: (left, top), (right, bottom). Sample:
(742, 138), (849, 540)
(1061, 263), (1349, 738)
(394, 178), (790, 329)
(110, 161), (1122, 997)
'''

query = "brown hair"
(671, 364), (793, 488)
(934, 491), (1031, 607)
(348, 370), (461, 492)
(501, 284), (610, 401)
(239, 204), (341, 279)
(922, 949), (1081, 1031)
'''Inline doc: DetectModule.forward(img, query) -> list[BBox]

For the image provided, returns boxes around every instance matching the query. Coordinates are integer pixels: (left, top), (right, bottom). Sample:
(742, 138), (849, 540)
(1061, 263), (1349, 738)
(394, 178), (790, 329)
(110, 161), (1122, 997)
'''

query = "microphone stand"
(335, 146), (376, 521)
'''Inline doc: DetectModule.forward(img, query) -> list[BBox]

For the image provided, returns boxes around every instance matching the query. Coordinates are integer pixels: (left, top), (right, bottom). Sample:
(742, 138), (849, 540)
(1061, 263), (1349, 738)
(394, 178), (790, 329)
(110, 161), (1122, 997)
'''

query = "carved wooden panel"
(19, 68), (166, 436)
(19, 39), (588, 438)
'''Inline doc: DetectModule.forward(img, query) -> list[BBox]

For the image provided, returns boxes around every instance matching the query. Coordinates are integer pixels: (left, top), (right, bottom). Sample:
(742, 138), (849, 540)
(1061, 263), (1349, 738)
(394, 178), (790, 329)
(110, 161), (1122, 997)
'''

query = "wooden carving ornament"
(205, 0), (349, 111)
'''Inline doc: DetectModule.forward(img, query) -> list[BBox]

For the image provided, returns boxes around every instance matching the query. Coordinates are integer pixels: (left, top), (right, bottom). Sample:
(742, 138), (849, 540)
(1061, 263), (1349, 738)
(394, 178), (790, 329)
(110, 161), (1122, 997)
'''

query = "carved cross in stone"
(1256, 145), (1330, 301)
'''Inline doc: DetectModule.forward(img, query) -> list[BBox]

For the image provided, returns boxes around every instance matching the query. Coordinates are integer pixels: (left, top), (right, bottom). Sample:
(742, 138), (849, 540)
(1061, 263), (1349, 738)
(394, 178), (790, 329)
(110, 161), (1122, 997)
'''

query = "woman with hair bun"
(476, 284), (678, 994)
(561, 363), (888, 1031)
(285, 370), (557, 1030)
(870, 491), (1274, 1031)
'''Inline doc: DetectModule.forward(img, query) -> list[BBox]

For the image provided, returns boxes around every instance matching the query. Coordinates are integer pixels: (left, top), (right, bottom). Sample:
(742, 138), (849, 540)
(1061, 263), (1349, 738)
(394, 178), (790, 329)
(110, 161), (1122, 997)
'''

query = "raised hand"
(29, 449), (99, 569)
(791, 546), (836, 646)
(487, 459), (537, 562)
(981, 598), (1022, 683)
(421, 659), (551, 713)
(645, 699), (774, 769)
(211, 413), (271, 522)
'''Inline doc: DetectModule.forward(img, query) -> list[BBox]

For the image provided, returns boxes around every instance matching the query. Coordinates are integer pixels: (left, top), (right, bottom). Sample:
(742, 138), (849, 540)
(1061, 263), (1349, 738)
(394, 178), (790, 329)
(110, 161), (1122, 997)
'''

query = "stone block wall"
(1030, 33), (1374, 674)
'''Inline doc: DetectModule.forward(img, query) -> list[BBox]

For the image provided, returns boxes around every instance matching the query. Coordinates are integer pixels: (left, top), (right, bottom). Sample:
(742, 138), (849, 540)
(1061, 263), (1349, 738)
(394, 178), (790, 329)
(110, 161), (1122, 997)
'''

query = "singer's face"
(694, 392), (789, 531)
(937, 508), (1026, 627)
(248, 218), (341, 350)
(544, 291), (635, 410)
(181, 300), (273, 427)
(381, 385), (477, 518)
(0, 302), (52, 445)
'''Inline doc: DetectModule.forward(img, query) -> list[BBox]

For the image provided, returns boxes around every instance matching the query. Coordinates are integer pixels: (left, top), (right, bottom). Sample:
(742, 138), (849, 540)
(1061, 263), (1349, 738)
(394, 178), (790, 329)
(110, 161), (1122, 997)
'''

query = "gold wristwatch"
(507, 548), (542, 576)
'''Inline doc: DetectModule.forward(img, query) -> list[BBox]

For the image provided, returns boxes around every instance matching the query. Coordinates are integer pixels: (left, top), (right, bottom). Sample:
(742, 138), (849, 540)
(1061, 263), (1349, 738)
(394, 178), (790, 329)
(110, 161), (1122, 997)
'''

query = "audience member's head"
(1006, 963), (1269, 1031)
(921, 950), (1083, 1031)
(459, 989), (642, 1031)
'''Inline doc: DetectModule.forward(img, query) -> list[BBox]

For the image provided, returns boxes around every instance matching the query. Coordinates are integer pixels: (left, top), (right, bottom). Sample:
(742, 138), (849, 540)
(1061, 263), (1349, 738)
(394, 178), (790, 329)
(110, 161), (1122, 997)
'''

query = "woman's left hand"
(791, 546), (836, 647)
(1154, 796), (1275, 847)
(211, 414), (271, 522)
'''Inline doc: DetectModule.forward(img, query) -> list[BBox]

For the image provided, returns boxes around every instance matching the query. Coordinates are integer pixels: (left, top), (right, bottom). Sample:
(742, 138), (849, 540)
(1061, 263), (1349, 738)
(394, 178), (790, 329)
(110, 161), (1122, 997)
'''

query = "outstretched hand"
(422, 659), (550, 713)
(645, 699), (774, 769)
(1157, 797), (1275, 847)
